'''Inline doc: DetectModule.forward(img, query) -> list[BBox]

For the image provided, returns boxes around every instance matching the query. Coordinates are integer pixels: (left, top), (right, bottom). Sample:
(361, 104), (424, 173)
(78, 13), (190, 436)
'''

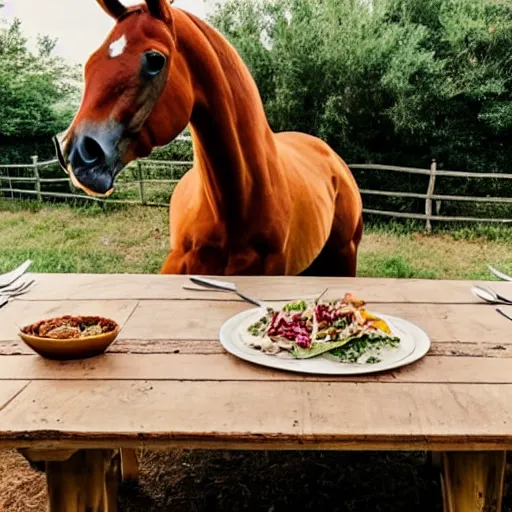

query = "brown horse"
(54, 0), (363, 276)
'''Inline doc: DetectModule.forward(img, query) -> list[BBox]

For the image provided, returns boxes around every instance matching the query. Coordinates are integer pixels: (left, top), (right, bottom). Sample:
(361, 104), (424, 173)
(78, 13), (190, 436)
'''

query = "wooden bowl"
(18, 315), (120, 361)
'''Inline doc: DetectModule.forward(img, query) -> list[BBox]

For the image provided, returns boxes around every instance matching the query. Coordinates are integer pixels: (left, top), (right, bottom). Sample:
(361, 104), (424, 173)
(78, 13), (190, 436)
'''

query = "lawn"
(1, 198), (512, 512)
(1, 199), (511, 279)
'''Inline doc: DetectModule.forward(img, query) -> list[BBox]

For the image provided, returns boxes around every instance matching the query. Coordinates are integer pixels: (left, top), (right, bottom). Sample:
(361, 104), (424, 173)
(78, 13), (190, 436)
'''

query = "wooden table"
(1, 273), (511, 511)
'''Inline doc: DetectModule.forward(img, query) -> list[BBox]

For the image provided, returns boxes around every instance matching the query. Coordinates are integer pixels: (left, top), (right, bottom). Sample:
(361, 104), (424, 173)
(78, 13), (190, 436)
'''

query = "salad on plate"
(244, 293), (400, 364)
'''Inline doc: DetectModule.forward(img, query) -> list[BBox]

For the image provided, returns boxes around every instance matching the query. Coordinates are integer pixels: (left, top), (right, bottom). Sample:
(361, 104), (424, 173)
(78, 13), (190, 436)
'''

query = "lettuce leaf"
(291, 336), (360, 359)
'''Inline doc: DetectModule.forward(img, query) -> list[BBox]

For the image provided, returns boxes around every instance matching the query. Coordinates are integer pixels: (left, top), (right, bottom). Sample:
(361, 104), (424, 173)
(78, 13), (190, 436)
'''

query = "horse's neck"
(176, 11), (277, 225)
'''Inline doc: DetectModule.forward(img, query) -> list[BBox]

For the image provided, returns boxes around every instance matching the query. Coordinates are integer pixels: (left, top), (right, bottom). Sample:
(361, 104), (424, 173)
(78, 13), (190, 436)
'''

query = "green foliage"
(210, 0), (512, 216)
(358, 254), (439, 279)
(150, 137), (193, 162)
(0, 9), (81, 163)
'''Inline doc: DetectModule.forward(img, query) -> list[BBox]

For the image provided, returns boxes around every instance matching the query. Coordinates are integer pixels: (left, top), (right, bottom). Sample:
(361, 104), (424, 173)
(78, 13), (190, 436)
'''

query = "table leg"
(20, 448), (120, 512)
(120, 448), (139, 481)
(441, 451), (506, 512)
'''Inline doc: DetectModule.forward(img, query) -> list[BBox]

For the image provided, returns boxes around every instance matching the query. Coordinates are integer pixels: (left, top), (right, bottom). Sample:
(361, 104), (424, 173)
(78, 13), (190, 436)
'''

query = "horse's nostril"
(78, 136), (105, 165)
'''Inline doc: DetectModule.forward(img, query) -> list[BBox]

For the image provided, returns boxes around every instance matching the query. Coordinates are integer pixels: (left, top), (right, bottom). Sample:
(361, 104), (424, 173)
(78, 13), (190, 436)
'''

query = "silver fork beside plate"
(188, 276), (265, 307)
(0, 280), (35, 309)
(186, 276), (328, 308)
(0, 259), (32, 289)
(0, 260), (35, 310)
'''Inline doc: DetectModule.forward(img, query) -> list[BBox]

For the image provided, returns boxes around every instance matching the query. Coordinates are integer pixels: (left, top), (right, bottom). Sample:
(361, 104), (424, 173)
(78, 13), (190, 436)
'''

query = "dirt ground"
(3, 448), (512, 511)
(1, 449), (448, 512)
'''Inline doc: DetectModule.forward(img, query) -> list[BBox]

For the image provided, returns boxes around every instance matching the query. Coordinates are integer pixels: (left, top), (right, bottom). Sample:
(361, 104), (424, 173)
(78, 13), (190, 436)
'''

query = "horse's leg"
(160, 246), (228, 275)
(300, 215), (363, 277)
(160, 251), (184, 274)
(300, 242), (357, 277)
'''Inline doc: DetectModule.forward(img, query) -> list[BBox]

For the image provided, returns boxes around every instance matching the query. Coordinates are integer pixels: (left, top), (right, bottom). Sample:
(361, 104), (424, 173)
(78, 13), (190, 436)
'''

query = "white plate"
(219, 307), (431, 375)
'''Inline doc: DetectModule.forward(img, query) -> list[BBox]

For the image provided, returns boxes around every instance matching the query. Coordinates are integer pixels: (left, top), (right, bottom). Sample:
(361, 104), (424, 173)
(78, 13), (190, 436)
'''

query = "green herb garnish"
(284, 300), (307, 312)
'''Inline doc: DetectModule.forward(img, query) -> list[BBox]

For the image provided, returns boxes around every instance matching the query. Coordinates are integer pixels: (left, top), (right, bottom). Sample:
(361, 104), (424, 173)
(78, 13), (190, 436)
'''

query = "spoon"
(189, 276), (265, 307)
(488, 265), (512, 282)
(471, 285), (512, 305)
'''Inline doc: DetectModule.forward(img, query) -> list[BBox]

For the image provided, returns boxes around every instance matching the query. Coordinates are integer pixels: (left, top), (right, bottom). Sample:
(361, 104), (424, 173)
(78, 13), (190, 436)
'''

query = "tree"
(0, 8), (81, 162)
(210, 0), (512, 167)
(209, 0), (512, 215)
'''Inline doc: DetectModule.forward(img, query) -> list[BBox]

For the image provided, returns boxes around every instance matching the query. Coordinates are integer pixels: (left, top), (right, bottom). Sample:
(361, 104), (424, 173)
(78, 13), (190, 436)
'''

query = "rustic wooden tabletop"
(0, 273), (511, 512)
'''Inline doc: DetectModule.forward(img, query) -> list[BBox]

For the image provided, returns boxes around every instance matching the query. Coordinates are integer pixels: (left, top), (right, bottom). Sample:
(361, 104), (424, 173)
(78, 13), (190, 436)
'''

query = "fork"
(188, 276), (329, 308)
(0, 260), (32, 289)
(2, 279), (34, 295)
(0, 280), (35, 309)
(189, 276), (264, 307)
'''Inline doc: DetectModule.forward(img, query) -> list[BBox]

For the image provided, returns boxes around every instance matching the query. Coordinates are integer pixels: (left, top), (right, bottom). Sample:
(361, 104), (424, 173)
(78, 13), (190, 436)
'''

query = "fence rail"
(1, 138), (511, 230)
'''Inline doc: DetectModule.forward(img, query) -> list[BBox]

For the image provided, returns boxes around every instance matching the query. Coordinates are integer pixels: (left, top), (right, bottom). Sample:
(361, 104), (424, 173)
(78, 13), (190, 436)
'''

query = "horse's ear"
(145, 0), (173, 23)
(96, 0), (127, 19)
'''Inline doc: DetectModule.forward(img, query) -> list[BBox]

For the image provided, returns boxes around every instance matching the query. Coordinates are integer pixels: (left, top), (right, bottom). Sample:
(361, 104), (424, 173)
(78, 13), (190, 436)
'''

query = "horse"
(53, 0), (363, 277)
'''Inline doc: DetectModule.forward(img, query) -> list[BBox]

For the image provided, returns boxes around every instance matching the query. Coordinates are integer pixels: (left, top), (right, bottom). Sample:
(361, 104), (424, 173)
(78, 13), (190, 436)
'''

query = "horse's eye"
(142, 51), (167, 78)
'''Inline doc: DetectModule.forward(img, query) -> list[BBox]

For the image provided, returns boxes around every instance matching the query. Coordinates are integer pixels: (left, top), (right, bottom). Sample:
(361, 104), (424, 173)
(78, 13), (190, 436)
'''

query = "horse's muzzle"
(53, 122), (123, 197)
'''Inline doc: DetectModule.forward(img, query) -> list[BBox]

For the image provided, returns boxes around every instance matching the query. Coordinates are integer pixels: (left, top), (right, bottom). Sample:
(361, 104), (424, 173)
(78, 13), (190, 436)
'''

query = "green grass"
(0, 199), (169, 274)
(1, 198), (512, 279)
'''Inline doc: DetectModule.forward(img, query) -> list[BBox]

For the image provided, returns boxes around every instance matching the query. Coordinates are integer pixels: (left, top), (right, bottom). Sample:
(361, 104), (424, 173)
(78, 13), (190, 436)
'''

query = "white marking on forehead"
(109, 35), (127, 58)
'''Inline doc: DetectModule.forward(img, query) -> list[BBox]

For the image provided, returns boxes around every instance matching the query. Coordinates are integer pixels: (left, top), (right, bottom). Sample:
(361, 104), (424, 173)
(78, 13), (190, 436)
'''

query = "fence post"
(7, 173), (14, 199)
(137, 161), (145, 205)
(425, 158), (437, 232)
(31, 155), (42, 202)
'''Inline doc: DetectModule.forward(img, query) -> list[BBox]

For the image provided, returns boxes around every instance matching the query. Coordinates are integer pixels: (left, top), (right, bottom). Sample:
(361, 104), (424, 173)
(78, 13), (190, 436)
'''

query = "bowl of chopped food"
(19, 315), (120, 360)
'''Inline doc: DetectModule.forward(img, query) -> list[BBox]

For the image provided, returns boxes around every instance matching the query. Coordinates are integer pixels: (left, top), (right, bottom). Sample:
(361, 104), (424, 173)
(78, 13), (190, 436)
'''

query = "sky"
(3, 0), (213, 64)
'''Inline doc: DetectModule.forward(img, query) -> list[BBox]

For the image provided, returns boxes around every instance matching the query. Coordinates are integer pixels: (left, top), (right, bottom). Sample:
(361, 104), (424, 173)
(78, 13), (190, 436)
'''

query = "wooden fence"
(0, 135), (192, 207)
(1, 141), (512, 230)
(351, 159), (512, 230)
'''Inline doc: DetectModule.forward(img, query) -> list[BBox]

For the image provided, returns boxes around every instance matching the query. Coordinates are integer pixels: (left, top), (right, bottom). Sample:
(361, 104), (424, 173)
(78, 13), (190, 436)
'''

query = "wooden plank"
(434, 170), (512, 179)
(0, 300), (138, 342)
(43, 449), (120, 512)
(350, 163), (512, 179)
(365, 208), (512, 224)
(425, 159), (437, 232)
(120, 300), (247, 340)
(119, 301), (511, 344)
(3, 354), (512, 384)
(349, 163), (432, 175)
(2, 380), (512, 451)
(441, 451), (506, 512)
(0, 381), (29, 411)
(429, 342), (512, 358)
(432, 193), (512, 204)
(18, 274), (510, 304)
(361, 189), (512, 205)
(32, 156), (42, 202)
(360, 189), (427, 199)
(120, 449), (138, 481)
(105, 339), (512, 358)
(0, 188), (156, 204)
(2, 339), (511, 359)
(364, 209), (429, 220)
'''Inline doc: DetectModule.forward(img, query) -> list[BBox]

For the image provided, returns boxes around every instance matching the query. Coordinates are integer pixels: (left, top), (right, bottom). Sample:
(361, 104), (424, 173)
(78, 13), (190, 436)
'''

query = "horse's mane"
(174, 7), (271, 129)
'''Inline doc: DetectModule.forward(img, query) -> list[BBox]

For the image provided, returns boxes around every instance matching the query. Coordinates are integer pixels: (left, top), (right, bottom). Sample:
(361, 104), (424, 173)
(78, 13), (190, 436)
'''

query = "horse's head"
(54, 0), (193, 197)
